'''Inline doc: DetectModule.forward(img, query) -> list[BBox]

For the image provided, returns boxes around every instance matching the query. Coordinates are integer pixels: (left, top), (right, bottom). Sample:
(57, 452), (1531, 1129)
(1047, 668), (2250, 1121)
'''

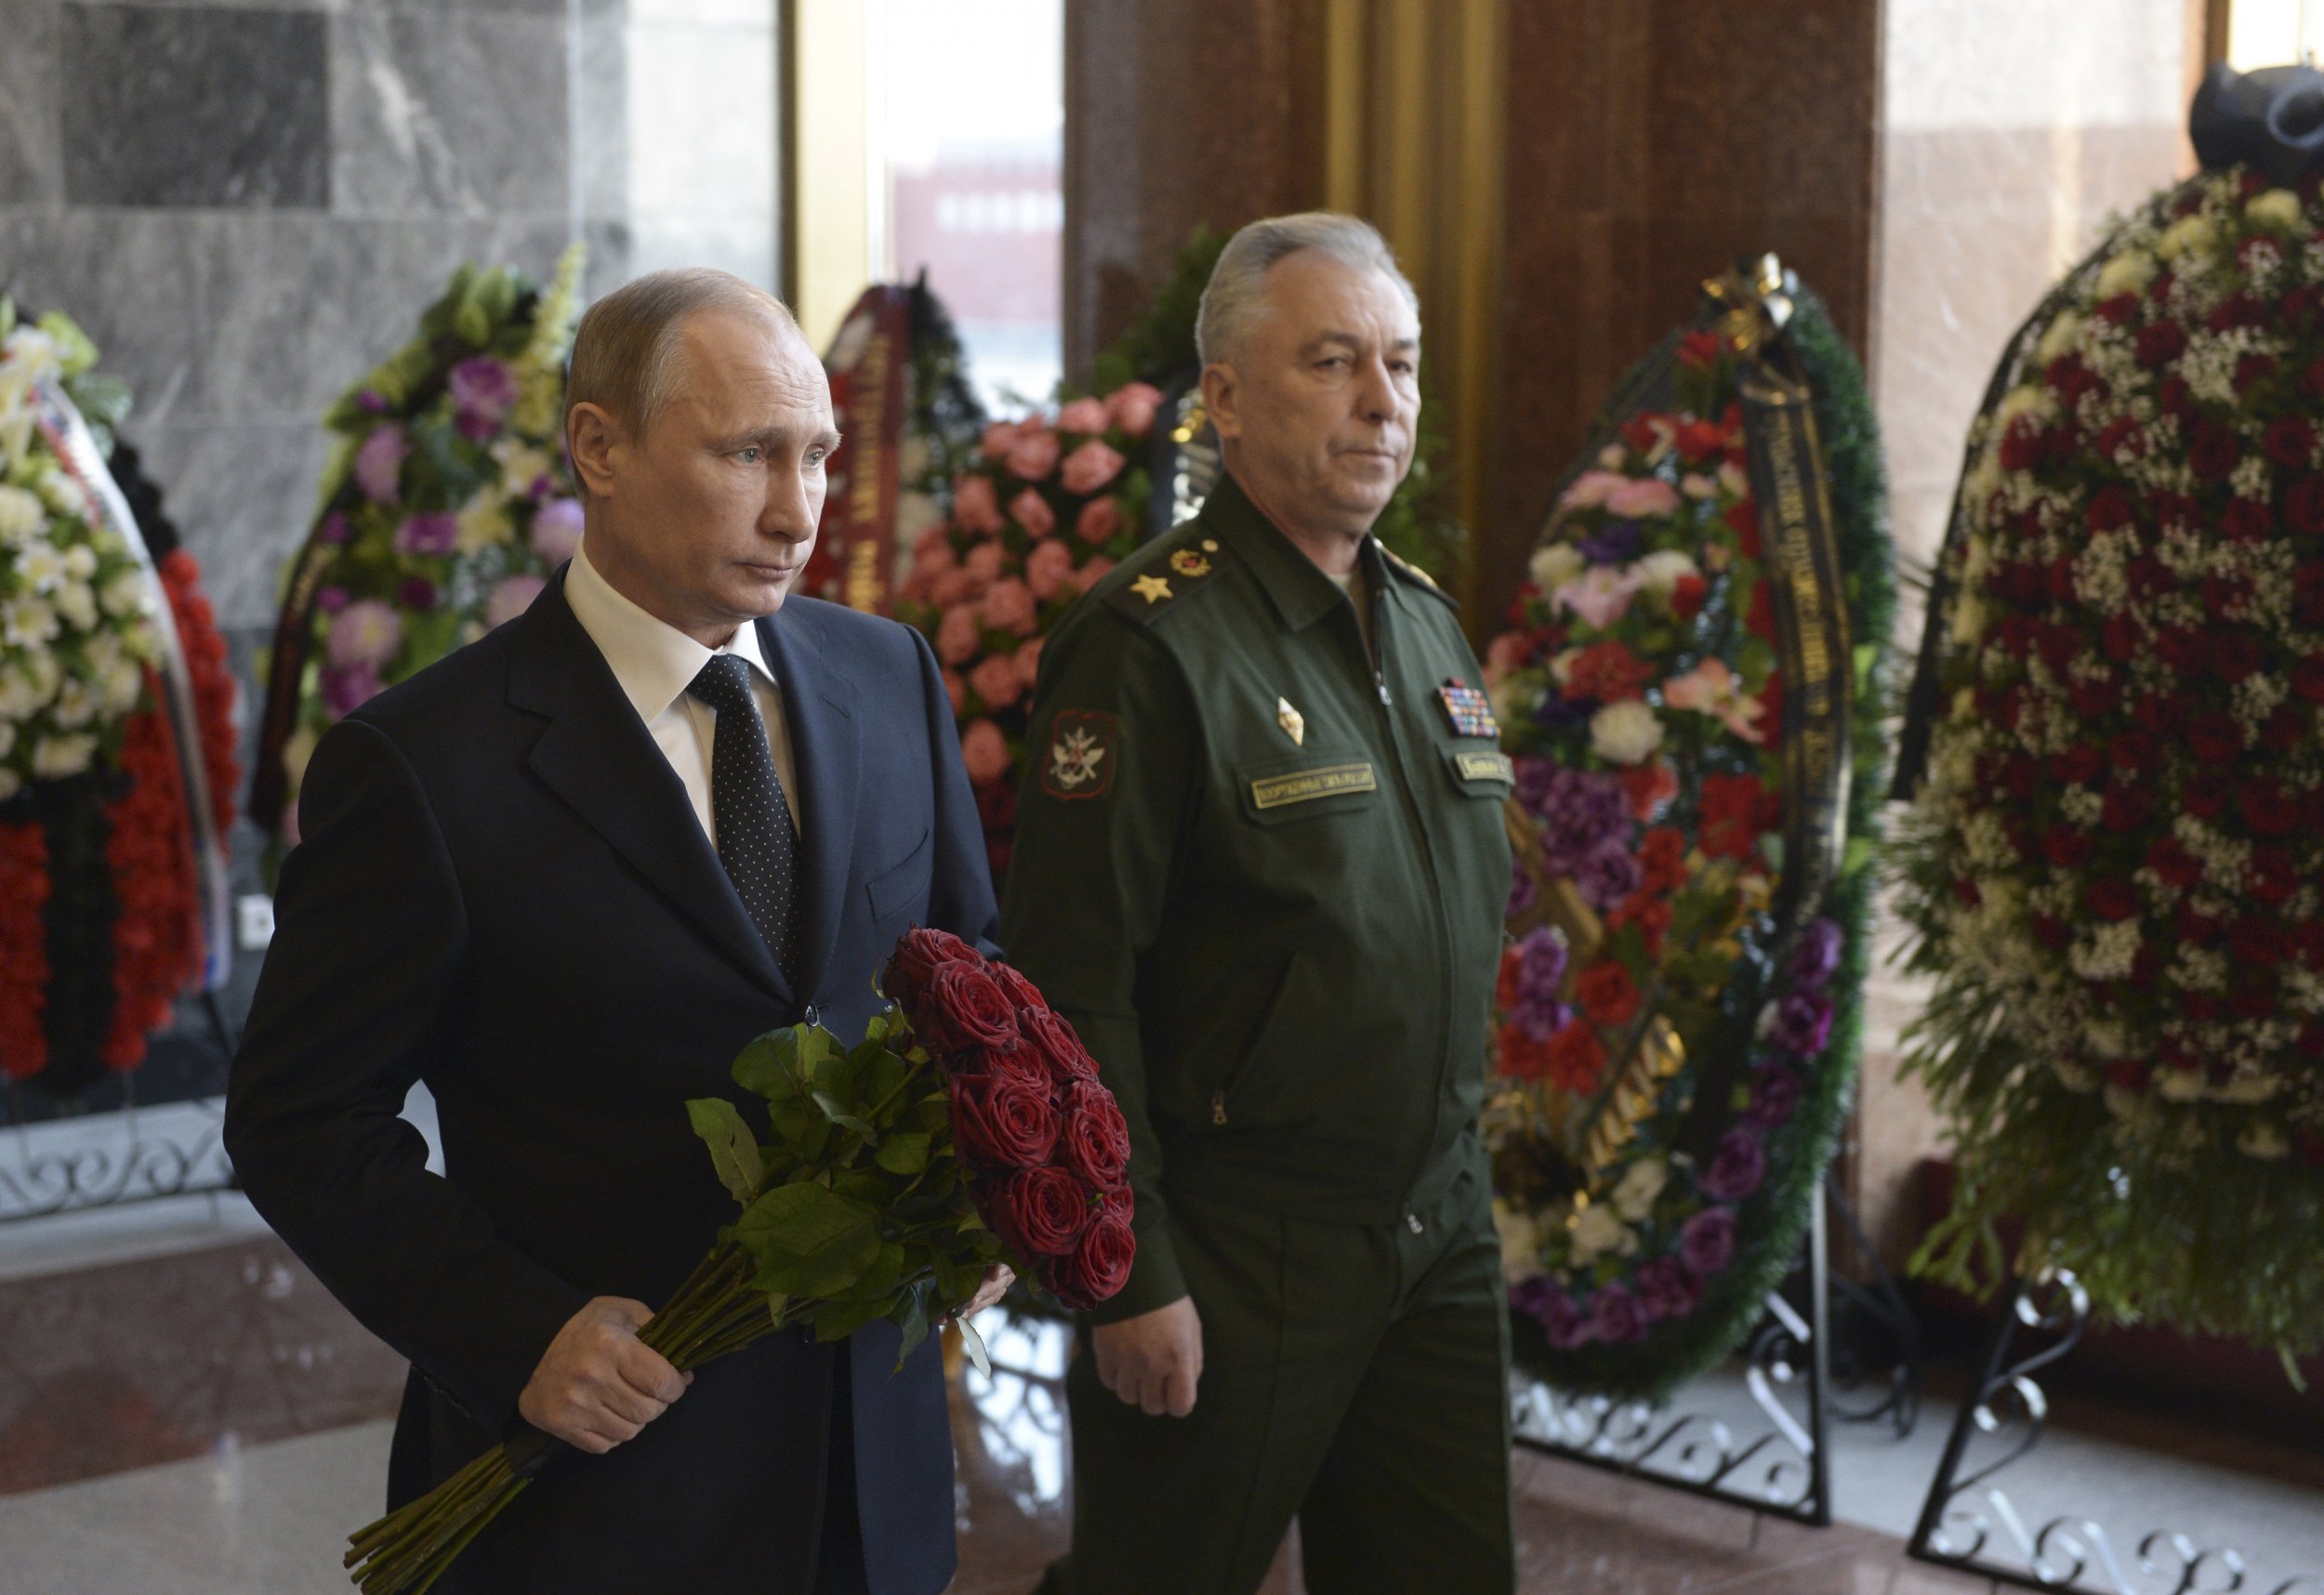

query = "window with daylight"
(868, 0), (1065, 410)
(2228, 0), (2324, 66)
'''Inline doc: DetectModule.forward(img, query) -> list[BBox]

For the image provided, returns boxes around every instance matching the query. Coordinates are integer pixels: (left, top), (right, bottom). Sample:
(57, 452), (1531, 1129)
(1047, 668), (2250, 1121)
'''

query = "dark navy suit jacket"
(225, 573), (998, 1595)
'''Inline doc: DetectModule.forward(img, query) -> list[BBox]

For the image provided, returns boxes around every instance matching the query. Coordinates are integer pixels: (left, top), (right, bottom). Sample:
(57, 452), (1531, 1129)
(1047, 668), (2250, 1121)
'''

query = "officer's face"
(567, 308), (838, 646)
(1206, 253), (1420, 541)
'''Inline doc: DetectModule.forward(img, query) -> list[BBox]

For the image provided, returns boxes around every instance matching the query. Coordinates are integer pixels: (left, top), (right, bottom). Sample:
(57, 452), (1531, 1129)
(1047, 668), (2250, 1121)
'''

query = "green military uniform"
(1001, 471), (1517, 1595)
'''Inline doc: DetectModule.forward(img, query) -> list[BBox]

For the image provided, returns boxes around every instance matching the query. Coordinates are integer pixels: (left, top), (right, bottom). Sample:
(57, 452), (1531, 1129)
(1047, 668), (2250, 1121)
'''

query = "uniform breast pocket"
(1233, 753), (1383, 825)
(1441, 746), (1514, 799)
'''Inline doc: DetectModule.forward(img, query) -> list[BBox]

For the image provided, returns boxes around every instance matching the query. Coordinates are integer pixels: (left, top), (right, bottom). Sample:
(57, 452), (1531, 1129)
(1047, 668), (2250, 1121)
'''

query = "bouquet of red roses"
(342, 929), (1131, 1594)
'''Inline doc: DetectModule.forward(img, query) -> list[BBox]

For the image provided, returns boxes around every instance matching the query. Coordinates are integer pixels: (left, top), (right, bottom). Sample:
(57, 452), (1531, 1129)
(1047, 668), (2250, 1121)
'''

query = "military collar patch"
(1041, 709), (1118, 800)
(1437, 678), (1499, 740)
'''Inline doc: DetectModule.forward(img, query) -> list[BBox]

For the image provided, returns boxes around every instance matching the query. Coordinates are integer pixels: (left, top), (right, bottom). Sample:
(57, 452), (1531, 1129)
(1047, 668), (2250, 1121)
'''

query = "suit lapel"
(759, 607), (859, 1006)
(508, 577), (792, 1004)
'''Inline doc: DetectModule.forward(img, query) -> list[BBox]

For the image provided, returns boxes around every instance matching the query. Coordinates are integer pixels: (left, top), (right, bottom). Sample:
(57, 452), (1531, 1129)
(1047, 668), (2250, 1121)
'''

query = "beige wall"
(1855, 0), (2203, 1266)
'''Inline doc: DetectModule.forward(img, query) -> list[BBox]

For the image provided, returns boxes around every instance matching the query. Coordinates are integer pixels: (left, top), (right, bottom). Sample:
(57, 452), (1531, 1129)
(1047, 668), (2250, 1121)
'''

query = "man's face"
(569, 307), (838, 643)
(1205, 251), (1420, 539)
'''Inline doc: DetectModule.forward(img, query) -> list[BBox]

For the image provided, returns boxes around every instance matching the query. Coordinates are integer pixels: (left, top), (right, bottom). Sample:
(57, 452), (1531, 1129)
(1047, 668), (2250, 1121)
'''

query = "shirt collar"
(565, 539), (779, 725)
(1205, 468), (1379, 633)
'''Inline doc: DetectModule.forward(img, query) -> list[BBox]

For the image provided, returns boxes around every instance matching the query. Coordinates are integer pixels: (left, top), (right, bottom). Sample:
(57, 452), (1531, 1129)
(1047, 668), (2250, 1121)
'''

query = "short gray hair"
(568, 267), (796, 439)
(1194, 212), (1419, 367)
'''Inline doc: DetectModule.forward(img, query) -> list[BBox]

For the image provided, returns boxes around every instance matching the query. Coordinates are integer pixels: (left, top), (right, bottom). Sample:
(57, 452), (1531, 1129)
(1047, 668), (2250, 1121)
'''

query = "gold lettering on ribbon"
(1250, 762), (1379, 810)
(842, 332), (891, 613)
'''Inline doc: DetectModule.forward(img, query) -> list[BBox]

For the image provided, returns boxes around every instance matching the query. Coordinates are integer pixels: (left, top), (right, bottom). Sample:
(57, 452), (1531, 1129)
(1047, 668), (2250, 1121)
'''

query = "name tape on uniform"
(1249, 762), (1379, 811)
(1453, 751), (1515, 784)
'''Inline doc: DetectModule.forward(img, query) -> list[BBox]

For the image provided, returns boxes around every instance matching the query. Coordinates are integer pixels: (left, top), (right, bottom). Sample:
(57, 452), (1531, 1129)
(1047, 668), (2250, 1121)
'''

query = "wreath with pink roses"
(891, 382), (1165, 885)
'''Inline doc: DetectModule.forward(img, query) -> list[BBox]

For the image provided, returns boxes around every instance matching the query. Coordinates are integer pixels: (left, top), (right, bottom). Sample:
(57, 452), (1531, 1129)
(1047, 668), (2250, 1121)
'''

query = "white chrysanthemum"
(0, 483), (43, 547)
(2036, 310), (2085, 365)
(99, 658), (141, 714)
(1589, 699), (1663, 766)
(13, 540), (65, 592)
(60, 543), (96, 581)
(1492, 1200), (1545, 1285)
(1629, 548), (1699, 596)
(1567, 1201), (1638, 1266)
(1610, 1157), (1668, 1222)
(30, 732), (96, 779)
(99, 569), (150, 619)
(1528, 542), (1585, 594)
(2093, 249), (2157, 301)
(48, 676), (99, 730)
(2246, 188), (2304, 230)
(1948, 590), (1987, 646)
(2156, 213), (2215, 262)
(33, 468), (86, 520)
(3, 593), (58, 648)
(53, 581), (96, 632)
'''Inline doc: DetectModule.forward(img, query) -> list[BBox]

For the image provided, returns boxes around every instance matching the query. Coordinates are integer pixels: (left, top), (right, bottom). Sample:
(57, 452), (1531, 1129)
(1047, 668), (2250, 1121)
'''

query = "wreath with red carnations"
(1896, 127), (2324, 1353)
(0, 307), (239, 1095)
(1484, 273), (1892, 1400)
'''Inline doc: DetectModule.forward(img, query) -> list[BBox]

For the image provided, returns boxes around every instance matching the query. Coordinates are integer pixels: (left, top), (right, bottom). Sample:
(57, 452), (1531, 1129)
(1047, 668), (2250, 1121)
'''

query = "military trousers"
(1041, 1158), (1516, 1595)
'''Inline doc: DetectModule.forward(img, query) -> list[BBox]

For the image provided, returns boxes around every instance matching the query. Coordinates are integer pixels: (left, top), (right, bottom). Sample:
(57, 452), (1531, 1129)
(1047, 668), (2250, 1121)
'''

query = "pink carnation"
(969, 654), (1023, 711)
(1010, 489), (1056, 537)
(393, 513), (458, 556)
(1056, 397), (1110, 435)
(931, 568), (977, 608)
(960, 718), (1010, 784)
(354, 426), (409, 504)
(1007, 427), (1061, 481)
(325, 600), (403, 669)
(530, 496), (584, 563)
(1558, 469), (1627, 510)
(980, 420), (1023, 459)
(1061, 440), (1126, 496)
(981, 577), (1037, 636)
(1076, 496), (1122, 546)
(936, 605), (983, 665)
(910, 529), (958, 578)
(964, 541), (1007, 586)
(943, 670), (967, 716)
(1484, 632), (1525, 687)
(954, 473), (1005, 533)
(1607, 477), (1682, 519)
(1025, 538), (1076, 601)
(1107, 381), (1164, 437)
(1013, 637), (1044, 692)
(484, 573), (547, 629)
(1072, 555), (1116, 593)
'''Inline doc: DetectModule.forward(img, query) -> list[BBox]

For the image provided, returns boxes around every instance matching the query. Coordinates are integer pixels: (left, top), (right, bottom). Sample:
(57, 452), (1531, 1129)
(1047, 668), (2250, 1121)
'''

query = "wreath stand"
(1906, 1272), (2323, 1595)
(1511, 1178), (1923, 1534)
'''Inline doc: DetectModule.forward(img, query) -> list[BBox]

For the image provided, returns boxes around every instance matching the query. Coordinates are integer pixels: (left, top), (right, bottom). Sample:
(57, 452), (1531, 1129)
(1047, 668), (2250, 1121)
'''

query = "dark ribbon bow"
(2191, 60), (2324, 182)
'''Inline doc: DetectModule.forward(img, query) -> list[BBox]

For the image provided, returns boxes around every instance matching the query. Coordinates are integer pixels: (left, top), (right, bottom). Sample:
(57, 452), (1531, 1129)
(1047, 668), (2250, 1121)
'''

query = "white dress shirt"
(563, 541), (801, 844)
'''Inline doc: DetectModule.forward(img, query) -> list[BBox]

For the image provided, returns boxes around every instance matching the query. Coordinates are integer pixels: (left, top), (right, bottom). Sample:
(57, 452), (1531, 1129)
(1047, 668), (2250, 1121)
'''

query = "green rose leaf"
(737, 1181), (882, 1298)
(685, 1097), (764, 1206)
(811, 1090), (876, 1138)
(811, 1295), (891, 1342)
(875, 1131), (931, 1176)
(891, 1280), (931, 1364)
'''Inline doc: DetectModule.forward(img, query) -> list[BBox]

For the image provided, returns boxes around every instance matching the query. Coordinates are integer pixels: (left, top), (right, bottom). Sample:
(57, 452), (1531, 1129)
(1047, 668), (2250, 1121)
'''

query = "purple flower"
(448, 356), (518, 422)
(316, 585), (350, 614)
(1511, 997), (1571, 1042)
(318, 510), (352, 546)
(1741, 1062), (1804, 1130)
(1513, 755), (1560, 813)
(1578, 520), (1643, 566)
(484, 573), (547, 629)
(1786, 918), (1843, 993)
(1511, 1275), (1560, 1319)
(396, 575), (439, 610)
(1634, 1257), (1701, 1322)
(1542, 1289), (1594, 1351)
(1532, 692), (1595, 730)
(1591, 1283), (1647, 1343)
(324, 599), (402, 669)
(357, 389), (388, 414)
(1770, 992), (1834, 1058)
(353, 426), (409, 505)
(1515, 926), (1568, 1002)
(1698, 1128), (1767, 1202)
(1506, 863), (1538, 920)
(1575, 842), (1644, 912)
(1534, 766), (1631, 871)
(320, 662), (384, 718)
(393, 513), (459, 556)
(531, 495), (584, 563)
(1678, 1206), (1736, 1276)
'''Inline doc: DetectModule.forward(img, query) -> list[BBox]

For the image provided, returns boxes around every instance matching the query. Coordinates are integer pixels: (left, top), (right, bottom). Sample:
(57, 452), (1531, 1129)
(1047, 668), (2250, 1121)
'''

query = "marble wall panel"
(0, 208), (224, 428)
(329, 5), (574, 221)
(0, 2), (63, 204)
(125, 420), (336, 630)
(60, 5), (330, 208)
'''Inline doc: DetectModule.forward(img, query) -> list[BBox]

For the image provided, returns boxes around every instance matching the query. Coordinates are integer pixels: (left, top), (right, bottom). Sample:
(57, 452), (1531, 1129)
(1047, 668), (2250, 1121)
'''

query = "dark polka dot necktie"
(686, 654), (802, 986)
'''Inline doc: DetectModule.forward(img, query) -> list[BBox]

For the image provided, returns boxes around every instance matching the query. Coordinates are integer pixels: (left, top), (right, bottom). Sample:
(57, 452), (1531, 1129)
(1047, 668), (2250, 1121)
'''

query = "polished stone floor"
(0, 1204), (2316, 1594)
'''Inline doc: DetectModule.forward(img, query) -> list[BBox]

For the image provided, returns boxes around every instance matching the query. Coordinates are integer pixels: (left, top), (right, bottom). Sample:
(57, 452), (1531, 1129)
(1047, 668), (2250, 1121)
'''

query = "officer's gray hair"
(1195, 212), (1419, 368)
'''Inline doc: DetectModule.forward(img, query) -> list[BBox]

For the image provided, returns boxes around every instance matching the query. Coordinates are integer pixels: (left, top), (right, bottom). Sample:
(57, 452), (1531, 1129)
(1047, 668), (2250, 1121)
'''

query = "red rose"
(1544, 1022), (1607, 1095)
(2105, 1061), (2150, 1093)
(2093, 417), (2146, 466)
(1745, 577), (1776, 642)
(2212, 631), (2265, 682)
(1723, 498), (1762, 558)
(1497, 1022), (1553, 1080)
(1674, 418), (1726, 462)
(1999, 415), (2044, 471)
(2269, 416), (2317, 468)
(988, 960), (1046, 1012)
(2220, 499), (2274, 542)
(1620, 758), (1678, 821)
(1059, 1077), (1131, 1187)
(1018, 1007), (1101, 1082)
(2049, 745), (2104, 786)
(2241, 780), (2302, 837)
(2146, 835), (2201, 888)
(2032, 915), (2070, 950)
(2298, 566), (2324, 625)
(2287, 476), (2324, 536)
(2253, 845), (2300, 903)
(1670, 573), (1708, 621)
(2183, 773), (2232, 820)
(2294, 658), (2324, 704)
(1607, 892), (1672, 957)
(2305, 356), (2324, 399)
(2133, 322), (2186, 368)
(2107, 731), (2156, 771)
(2042, 827), (2094, 870)
(2099, 614), (2140, 662)
(1565, 639), (1655, 704)
(919, 961), (1025, 1057)
(1577, 962), (1640, 1029)
(2094, 292), (2139, 325)
(2086, 877), (2140, 921)
(2101, 784), (2152, 831)
(950, 1073), (1062, 1170)
(988, 1166), (1093, 1259)
(2204, 574), (2252, 619)
(1495, 946), (1525, 1009)
(2230, 919), (2288, 969)
(2159, 376), (2195, 418)
(2187, 715), (2245, 764)
(2265, 705), (2307, 751)
(2156, 629), (2207, 672)
(887, 927), (980, 1008)
(1639, 826), (1687, 893)
(2067, 679), (2116, 721)
(2236, 351), (2279, 391)
(2084, 484), (2137, 532)
(1048, 1204), (1135, 1309)
(2188, 420), (2241, 481)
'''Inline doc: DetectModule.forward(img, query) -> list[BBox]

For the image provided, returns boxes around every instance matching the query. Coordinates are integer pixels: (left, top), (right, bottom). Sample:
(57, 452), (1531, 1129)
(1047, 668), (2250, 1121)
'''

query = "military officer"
(1002, 213), (1517, 1595)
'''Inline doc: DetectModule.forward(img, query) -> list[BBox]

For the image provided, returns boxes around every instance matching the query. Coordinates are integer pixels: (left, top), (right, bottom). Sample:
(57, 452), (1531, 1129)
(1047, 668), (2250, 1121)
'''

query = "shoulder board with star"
(1102, 532), (1229, 627)
(1377, 544), (1458, 610)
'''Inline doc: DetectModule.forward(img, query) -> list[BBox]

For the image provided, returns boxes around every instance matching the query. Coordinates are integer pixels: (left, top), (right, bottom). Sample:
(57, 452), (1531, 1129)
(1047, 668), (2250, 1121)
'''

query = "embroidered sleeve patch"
(1041, 709), (1119, 800)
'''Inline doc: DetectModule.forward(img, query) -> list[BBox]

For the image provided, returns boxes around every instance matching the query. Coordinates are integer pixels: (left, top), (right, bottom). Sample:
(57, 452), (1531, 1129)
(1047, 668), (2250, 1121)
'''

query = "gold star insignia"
(1132, 573), (1173, 605)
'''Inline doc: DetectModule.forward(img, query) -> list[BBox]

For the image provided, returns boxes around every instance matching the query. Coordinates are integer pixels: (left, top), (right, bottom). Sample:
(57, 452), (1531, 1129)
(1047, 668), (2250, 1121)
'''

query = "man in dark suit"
(225, 268), (1005, 1595)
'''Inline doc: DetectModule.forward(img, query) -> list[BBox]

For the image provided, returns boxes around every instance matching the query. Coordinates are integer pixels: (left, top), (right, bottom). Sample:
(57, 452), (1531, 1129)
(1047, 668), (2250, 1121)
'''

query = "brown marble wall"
(1060, 0), (1328, 377)
(1487, 0), (1882, 621)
